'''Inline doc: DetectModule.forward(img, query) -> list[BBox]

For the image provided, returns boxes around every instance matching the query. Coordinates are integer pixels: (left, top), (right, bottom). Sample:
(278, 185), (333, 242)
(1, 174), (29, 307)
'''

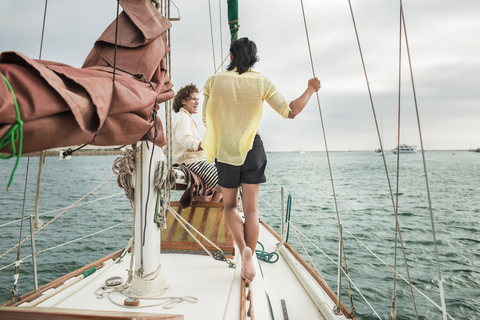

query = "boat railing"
(0, 218), (132, 273)
(259, 189), (454, 320)
(0, 174), (133, 304)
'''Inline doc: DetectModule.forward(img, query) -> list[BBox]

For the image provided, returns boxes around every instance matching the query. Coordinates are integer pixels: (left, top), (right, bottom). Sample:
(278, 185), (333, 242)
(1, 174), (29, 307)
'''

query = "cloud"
(1, 0), (479, 151)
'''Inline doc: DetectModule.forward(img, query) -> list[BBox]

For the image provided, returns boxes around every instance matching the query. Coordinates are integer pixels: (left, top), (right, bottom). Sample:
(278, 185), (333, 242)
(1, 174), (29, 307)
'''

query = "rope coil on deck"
(112, 148), (135, 206)
(154, 160), (175, 230)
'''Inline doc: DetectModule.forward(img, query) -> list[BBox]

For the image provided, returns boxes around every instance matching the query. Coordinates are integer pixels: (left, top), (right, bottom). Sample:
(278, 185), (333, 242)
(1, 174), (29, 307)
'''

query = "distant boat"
(392, 144), (417, 154)
(374, 118), (384, 156)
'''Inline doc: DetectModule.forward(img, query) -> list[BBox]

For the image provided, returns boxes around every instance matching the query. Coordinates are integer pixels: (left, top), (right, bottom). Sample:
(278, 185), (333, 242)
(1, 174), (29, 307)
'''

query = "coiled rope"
(112, 148), (135, 207)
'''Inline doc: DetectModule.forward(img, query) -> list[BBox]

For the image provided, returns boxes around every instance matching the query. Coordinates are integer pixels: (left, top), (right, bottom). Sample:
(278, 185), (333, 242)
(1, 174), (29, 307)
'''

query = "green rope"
(255, 241), (279, 264)
(0, 72), (23, 191)
(81, 267), (97, 278)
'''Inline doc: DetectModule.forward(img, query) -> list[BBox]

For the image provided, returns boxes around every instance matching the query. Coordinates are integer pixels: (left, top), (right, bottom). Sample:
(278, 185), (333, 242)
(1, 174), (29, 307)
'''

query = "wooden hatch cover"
(161, 201), (234, 259)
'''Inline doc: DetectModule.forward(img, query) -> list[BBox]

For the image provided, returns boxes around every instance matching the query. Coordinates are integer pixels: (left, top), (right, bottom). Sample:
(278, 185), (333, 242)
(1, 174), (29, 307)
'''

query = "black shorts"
(216, 135), (267, 188)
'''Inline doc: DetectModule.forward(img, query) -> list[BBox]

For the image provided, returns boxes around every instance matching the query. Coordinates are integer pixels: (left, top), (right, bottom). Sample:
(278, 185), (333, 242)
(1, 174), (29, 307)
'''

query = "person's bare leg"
(239, 183), (260, 283)
(221, 186), (256, 283)
(221, 187), (249, 279)
(211, 186), (223, 202)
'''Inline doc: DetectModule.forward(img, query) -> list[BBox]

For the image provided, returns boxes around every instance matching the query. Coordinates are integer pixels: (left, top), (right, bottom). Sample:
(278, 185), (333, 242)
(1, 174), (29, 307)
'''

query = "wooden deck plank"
(211, 206), (223, 243)
(161, 202), (234, 258)
(0, 307), (183, 320)
(181, 206), (196, 242)
(201, 207), (218, 242)
(197, 207), (210, 242)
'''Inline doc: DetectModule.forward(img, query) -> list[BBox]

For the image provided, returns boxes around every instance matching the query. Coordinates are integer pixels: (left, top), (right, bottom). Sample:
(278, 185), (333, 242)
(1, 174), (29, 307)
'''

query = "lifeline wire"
(263, 180), (454, 319)
(286, 194), (455, 319)
(0, 174), (115, 259)
(0, 219), (132, 273)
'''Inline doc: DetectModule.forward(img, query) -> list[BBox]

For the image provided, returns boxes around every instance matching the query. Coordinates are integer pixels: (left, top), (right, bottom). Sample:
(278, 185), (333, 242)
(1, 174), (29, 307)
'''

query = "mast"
(124, 141), (169, 298)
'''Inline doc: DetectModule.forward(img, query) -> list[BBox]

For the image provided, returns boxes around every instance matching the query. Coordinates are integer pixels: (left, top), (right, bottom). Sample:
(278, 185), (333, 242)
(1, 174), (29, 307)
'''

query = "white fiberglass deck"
(16, 224), (349, 320)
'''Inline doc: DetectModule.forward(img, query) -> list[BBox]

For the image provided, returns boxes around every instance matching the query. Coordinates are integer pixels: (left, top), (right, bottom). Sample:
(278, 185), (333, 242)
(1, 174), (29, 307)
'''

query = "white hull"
(392, 144), (417, 154)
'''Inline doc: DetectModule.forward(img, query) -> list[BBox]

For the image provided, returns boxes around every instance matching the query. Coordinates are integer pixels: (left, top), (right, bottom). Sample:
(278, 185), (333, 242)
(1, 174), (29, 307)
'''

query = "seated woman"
(172, 84), (222, 202)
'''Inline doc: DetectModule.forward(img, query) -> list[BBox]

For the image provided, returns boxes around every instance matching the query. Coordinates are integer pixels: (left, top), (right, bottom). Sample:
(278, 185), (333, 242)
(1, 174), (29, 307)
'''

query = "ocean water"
(0, 151), (479, 319)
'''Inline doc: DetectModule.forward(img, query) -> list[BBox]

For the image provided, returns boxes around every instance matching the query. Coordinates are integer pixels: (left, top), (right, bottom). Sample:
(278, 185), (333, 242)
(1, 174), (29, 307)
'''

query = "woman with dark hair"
(172, 84), (222, 202)
(226, 37), (259, 74)
(202, 37), (320, 283)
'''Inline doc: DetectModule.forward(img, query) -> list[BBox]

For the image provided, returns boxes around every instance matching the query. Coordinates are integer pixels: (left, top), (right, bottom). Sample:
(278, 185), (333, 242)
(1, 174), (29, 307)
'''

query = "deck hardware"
(335, 224), (343, 315)
(11, 289), (18, 303)
(105, 276), (124, 287)
(29, 215), (39, 292)
(212, 250), (236, 268)
(213, 249), (226, 261)
(124, 297), (140, 307)
(281, 299), (289, 320)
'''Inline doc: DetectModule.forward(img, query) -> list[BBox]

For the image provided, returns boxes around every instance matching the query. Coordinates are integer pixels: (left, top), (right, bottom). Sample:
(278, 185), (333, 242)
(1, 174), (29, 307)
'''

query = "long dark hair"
(227, 37), (259, 74)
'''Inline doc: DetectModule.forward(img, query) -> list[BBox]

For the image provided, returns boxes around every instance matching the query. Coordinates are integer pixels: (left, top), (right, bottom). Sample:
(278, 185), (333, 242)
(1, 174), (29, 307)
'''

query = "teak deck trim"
(0, 307), (183, 320)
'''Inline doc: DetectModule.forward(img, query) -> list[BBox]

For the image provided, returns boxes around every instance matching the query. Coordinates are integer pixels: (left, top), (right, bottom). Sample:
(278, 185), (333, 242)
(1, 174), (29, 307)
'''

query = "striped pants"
(184, 160), (219, 190)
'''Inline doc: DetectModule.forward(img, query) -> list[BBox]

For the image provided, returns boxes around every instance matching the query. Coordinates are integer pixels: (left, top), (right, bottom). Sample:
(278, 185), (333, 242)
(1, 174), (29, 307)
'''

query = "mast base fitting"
(124, 297), (140, 307)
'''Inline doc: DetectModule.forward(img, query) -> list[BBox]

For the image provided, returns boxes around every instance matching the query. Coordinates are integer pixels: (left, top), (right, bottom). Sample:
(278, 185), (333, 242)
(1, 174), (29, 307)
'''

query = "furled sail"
(227, 0), (239, 43)
(0, 0), (174, 155)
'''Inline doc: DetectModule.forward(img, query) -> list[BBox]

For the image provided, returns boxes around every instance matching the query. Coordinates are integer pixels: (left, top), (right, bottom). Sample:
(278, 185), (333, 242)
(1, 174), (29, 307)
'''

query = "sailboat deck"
(4, 219), (351, 319)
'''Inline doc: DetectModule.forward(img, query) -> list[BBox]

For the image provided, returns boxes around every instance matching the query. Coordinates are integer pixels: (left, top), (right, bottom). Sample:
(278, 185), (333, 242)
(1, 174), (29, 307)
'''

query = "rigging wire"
(291, 223), (383, 320)
(262, 184), (455, 319)
(345, 0), (424, 318)
(208, 0), (217, 72)
(218, 0), (224, 71)
(11, 156), (30, 302)
(399, 2), (447, 318)
(38, 0), (48, 60)
(292, 219), (455, 319)
(299, 0), (350, 314)
(9, 0), (50, 302)
(391, 3), (403, 319)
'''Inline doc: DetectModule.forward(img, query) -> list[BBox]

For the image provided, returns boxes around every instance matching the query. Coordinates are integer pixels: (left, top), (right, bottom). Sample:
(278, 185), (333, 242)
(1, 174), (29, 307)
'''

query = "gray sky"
(1, 0), (478, 151)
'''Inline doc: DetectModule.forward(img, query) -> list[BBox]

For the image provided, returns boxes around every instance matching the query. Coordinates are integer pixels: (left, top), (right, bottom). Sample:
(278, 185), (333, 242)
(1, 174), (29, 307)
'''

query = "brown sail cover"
(0, 0), (174, 154)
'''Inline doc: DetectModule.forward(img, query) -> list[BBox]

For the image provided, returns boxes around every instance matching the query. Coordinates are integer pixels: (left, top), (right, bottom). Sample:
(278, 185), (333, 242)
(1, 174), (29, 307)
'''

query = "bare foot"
(241, 247), (256, 283)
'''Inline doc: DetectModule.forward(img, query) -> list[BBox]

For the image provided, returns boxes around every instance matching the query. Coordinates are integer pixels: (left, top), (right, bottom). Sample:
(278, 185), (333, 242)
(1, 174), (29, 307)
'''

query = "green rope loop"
(0, 72), (23, 191)
(255, 241), (279, 264)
